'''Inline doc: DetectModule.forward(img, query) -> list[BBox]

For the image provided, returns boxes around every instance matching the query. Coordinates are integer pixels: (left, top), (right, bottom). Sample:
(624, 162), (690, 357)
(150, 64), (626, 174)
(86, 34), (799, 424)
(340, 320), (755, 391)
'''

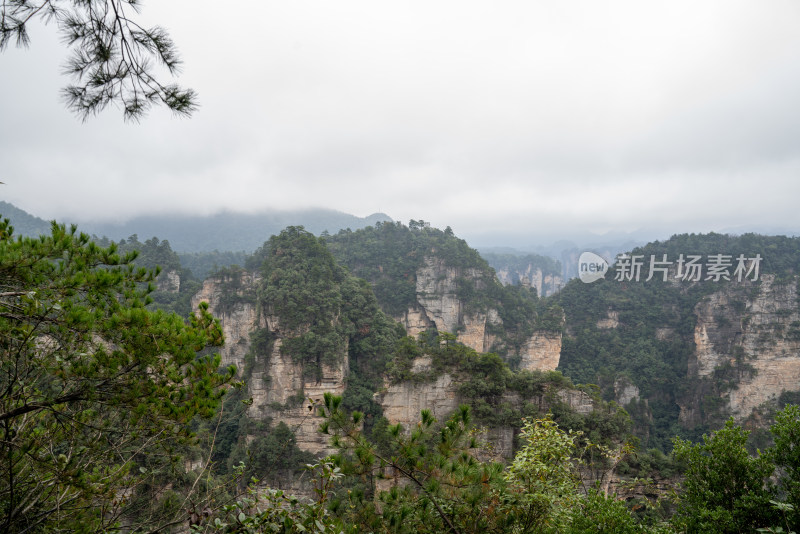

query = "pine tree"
(0, 218), (235, 531)
(1, 1), (196, 120)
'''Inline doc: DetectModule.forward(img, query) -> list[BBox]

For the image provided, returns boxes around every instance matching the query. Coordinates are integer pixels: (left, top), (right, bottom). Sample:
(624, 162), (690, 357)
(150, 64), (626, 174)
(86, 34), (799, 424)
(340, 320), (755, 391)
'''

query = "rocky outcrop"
(614, 377), (640, 406)
(394, 256), (492, 352)
(396, 256), (561, 371)
(377, 356), (593, 462)
(376, 357), (460, 430)
(156, 269), (181, 293)
(249, 336), (348, 456)
(398, 307), (437, 339)
(689, 275), (800, 421)
(414, 257), (480, 336)
(457, 309), (505, 356)
(192, 272), (347, 455)
(597, 310), (619, 329)
(495, 266), (563, 297)
(557, 389), (594, 415)
(519, 332), (562, 371)
(191, 272), (262, 370)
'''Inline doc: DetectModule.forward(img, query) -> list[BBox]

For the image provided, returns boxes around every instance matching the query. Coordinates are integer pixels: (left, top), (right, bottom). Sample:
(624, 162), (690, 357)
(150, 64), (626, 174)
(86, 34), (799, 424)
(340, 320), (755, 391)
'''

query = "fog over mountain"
(3, 2), (800, 241)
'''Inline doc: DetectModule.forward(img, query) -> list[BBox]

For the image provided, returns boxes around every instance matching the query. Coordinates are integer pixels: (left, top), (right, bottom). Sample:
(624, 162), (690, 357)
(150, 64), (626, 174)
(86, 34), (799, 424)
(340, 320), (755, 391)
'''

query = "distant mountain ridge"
(0, 202), (392, 252)
(0, 201), (52, 237)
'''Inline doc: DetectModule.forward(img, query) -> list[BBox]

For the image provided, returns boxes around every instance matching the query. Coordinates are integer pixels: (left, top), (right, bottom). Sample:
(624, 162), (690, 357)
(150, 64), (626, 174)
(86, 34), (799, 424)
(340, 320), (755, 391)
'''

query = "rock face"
(596, 310), (619, 329)
(156, 269), (181, 293)
(191, 272), (262, 369)
(396, 256), (561, 371)
(249, 337), (348, 455)
(398, 307), (437, 339)
(395, 256), (493, 353)
(688, 275), (800, 421)
(614, 377), (640, 406)
(495, 266), (563, 297)
(376, 356), (593, 461)
(192, 271), (346, 455)
(556, 389), (594, 415)
(519, 332), (562, 371)
(376, 357), (460, 431)
(413, 257), (481, 341)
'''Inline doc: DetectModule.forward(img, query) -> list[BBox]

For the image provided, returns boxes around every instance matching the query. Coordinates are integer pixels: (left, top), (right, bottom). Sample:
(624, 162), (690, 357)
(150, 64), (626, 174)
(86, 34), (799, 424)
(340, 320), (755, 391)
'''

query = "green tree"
(0, 219), (235, 531)
(1, 0), (196, 119)
(770, 404), (800, 529)
(672, 419), (778, 533)
(501, 417), (582, 533)
(319, 395), (503, 534)
(566, 490), (658, 534)
(193, 461), (346, 534)
(318, 394), (653, 534)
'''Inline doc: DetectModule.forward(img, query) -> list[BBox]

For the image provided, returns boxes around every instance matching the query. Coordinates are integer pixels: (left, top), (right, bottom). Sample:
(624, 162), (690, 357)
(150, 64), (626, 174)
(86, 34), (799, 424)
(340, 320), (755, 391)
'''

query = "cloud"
(2, 1), (800, 244)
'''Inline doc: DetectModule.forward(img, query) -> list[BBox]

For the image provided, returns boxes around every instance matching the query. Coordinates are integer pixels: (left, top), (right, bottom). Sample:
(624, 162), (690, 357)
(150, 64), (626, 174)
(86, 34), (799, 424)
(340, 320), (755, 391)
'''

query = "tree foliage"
(314, 396), (655, 534)
(93, 233), (201, 316)
(502, 417), (582, 532)
(0, 0), (196, 119)
(0, 219), (235, 531)
(672, 419), (778, 533)
(771, 404), (800, 528)
(319, 395), (504, 534)
(194, 461), (346, 534)
(252, 227), (403, 385)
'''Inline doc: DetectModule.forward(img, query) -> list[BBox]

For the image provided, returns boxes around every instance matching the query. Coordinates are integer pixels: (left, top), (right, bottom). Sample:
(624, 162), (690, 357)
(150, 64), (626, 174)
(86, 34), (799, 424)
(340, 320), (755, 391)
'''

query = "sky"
(2, 1), (800, 247)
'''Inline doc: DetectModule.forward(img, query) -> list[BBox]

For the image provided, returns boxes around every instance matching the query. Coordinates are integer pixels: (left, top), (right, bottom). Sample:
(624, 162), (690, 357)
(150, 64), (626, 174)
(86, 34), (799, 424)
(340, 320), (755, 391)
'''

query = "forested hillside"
(92, 234), (203, 317)
(555, 233), (800, 450)
(323, 221), (565, 366)
(5, 211), (800, 532)
(0, 201), (51, 237)
(171, 226), (635, 517)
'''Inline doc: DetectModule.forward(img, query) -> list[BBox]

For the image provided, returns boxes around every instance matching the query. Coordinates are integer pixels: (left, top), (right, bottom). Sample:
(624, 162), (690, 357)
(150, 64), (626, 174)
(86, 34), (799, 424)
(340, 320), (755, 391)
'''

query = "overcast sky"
(2, 1), (800, 246)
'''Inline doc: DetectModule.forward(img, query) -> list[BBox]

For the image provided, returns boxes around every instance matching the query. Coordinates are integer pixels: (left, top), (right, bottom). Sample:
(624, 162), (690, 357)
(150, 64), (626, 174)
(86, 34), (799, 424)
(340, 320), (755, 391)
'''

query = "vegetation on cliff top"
(555, 232), (800, 450)
(251, 226), (404, 384)
(324, 220), (564, 363)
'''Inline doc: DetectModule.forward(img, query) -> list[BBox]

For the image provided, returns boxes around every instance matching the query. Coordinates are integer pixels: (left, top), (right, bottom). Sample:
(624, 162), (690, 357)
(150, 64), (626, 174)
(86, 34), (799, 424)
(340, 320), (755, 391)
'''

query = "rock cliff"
(250, 337), (348, 455)
(192, 271), (345, 455)
(376, 355), (594, 461)
(396, 256), (562, 371)
(156, 269), (181, 293)
(495, 265), (563, 297)
(190, 229), (572, 463)
(191, 267), (584, 463)
(191, 271), (262, 369)
(519, 332), (562, 372)
(687, 274), (800, 422)
(376, 357), (460, 431)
